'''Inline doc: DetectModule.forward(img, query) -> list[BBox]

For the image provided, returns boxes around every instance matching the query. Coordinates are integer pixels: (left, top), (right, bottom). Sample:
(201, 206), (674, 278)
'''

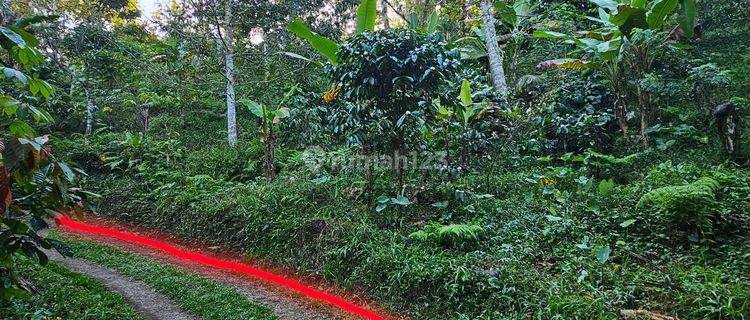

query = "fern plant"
(409, 223), (485, 249)
(636, 177), (720, 235)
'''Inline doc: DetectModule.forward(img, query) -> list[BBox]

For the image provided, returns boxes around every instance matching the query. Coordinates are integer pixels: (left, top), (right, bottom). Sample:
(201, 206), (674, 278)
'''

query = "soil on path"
(46, 249), (197, 320)
(58, 223), (356, 320)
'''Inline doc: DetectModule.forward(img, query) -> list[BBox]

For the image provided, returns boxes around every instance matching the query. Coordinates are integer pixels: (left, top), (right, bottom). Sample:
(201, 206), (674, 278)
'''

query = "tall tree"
(479, 0), (508, 99)
(222, 1), (237, 146)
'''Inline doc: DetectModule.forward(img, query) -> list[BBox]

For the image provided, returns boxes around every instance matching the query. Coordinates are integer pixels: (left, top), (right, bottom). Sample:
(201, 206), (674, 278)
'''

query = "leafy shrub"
(525, 78), (617, 155)
(636, 177), (720, 235)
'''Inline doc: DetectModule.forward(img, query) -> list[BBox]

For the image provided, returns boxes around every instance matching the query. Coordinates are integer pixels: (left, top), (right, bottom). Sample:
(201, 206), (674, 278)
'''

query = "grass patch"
(55, 232), (277, 320)
(0, 258), (143, 320)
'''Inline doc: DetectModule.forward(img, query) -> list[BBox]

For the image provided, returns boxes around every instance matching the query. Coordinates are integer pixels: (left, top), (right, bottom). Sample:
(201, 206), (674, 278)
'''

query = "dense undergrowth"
(54, 109), (750, 319)
(0, 258), (143, 320)
(3, 0), (748, 318)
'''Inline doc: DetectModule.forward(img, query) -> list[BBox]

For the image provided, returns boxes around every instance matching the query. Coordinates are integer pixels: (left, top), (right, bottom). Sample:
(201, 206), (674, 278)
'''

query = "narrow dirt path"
(61, 233), (342, 320)
(45, 250), (197, 320)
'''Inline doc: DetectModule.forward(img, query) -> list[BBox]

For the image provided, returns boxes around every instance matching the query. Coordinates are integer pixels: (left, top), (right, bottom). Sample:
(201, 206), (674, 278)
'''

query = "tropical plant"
(1, 15), (87, 300)
(286, 0), (377, 65)
(240, 85), (297, 179)
(326, 28), (461, 186)
(534, 0), (698, 144)
(433, 79), (490, 167)
(636, 177), (720, 237)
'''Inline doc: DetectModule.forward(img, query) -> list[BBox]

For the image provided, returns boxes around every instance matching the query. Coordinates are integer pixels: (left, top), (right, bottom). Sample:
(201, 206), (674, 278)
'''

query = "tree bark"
(608, 61), (630, 136)
(480, 0), (509, 100)
(223, 1), (237, 147)
(83, 82), (95, 135)
(263, 127), (276, 179)
(380, 0), (390, 29)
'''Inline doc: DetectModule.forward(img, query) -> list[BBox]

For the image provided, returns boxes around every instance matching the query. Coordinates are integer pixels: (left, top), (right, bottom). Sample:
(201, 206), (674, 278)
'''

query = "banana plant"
(240, 85), (297, 179)
(433, 79), (488, 168)
(457, 79), (489, 127)
(533, 0), (697, 141)
(284, 0), (378, 66)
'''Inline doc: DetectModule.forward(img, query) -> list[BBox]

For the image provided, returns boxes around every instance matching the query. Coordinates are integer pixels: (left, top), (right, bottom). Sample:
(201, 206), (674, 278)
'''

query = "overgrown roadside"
(0, 258), (144, 320)
(45, 249), (198, 320)
(53, 229), (357, 320)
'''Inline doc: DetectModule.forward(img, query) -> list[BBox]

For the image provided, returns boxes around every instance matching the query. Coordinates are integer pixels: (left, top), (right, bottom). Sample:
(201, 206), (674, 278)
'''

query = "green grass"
(55, 233), (278, 320)
(0, 258), (143, 320)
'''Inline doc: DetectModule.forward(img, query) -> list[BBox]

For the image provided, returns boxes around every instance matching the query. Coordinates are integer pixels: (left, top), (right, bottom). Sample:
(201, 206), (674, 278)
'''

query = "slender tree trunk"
(224, 2), (237, 147)
(1, 0), (11, 24)
(608, 62), (630, 137)
(263, 126), (276, 179)
(637, 84), (651, 147)
(480, 0), (509, 100)
(83, 83), (95, 134)
(380, 0), (390, 29)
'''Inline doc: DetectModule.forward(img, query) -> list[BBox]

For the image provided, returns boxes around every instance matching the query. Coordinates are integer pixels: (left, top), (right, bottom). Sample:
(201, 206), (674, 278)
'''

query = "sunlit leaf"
(355, 0), (377, 34)
(287, 18), (339, 64)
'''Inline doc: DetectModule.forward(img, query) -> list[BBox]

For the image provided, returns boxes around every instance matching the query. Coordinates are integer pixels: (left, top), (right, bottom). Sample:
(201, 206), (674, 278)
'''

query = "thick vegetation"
(0, 258), (143, 319)
(1, 0), (749, 319)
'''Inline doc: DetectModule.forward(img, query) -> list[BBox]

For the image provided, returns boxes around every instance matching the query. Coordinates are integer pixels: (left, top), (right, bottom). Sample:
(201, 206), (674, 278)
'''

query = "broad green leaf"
(513, 0), (532, 17)
(546, 215), (563, 222)
(494, 2), (517, 26)
(0, 26), (25, 48)
(532, 30), (568, 39)
(2, 67), (28, 84)
(647, 0), (678, 29)
(679, 0), (696, 38)
(240, 99), (264, 118)
(431, 201), (449, 209)
(273, 107), (291, 123)
(591, 0), (618, 11)
(9, 120), (34, 136)
(392, 196), (410, 205)
(454, 36), (487, 60)
(58, 162), (76, 181)
(595, 245), (611, 263)
(631, 0), (647, 9)
(619, 219), (636, 227)
(537, 58), (588, 70)
(287, 18), (340, 64)
(459, 79), (472, 106)
(598, 179), (615, 196)
(355, 0), (377, 34)
(8, 26), (39, 47)
(375, 202), (388, 212)
(15, 14), (58, 28)
(408, 13), (420, 29)
(426, 12), (440, 33)
(277, 52), (323, 67)
(610, 4), (648, 37)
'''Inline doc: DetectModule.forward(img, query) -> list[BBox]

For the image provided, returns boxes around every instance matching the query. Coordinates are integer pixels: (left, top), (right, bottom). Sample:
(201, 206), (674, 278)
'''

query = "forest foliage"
(1, 0), (749, 319)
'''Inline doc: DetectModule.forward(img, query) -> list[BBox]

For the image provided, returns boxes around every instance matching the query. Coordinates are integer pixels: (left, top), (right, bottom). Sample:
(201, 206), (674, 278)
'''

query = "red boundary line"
(56, 216), (386, 320)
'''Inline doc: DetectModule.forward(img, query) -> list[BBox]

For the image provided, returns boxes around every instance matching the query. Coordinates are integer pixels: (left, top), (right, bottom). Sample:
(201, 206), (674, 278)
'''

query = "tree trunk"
(480, 0), (509, 100)
(380, 0), (390, 29)
(83, 83), (95, 135)
(224, 2), (237, 147)
(263, 127), (276, 180)
(637, 85), (651, 147)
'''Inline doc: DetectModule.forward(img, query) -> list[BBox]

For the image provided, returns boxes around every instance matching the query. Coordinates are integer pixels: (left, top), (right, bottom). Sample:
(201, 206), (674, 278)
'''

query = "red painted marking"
(56, 216), (386, 320)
